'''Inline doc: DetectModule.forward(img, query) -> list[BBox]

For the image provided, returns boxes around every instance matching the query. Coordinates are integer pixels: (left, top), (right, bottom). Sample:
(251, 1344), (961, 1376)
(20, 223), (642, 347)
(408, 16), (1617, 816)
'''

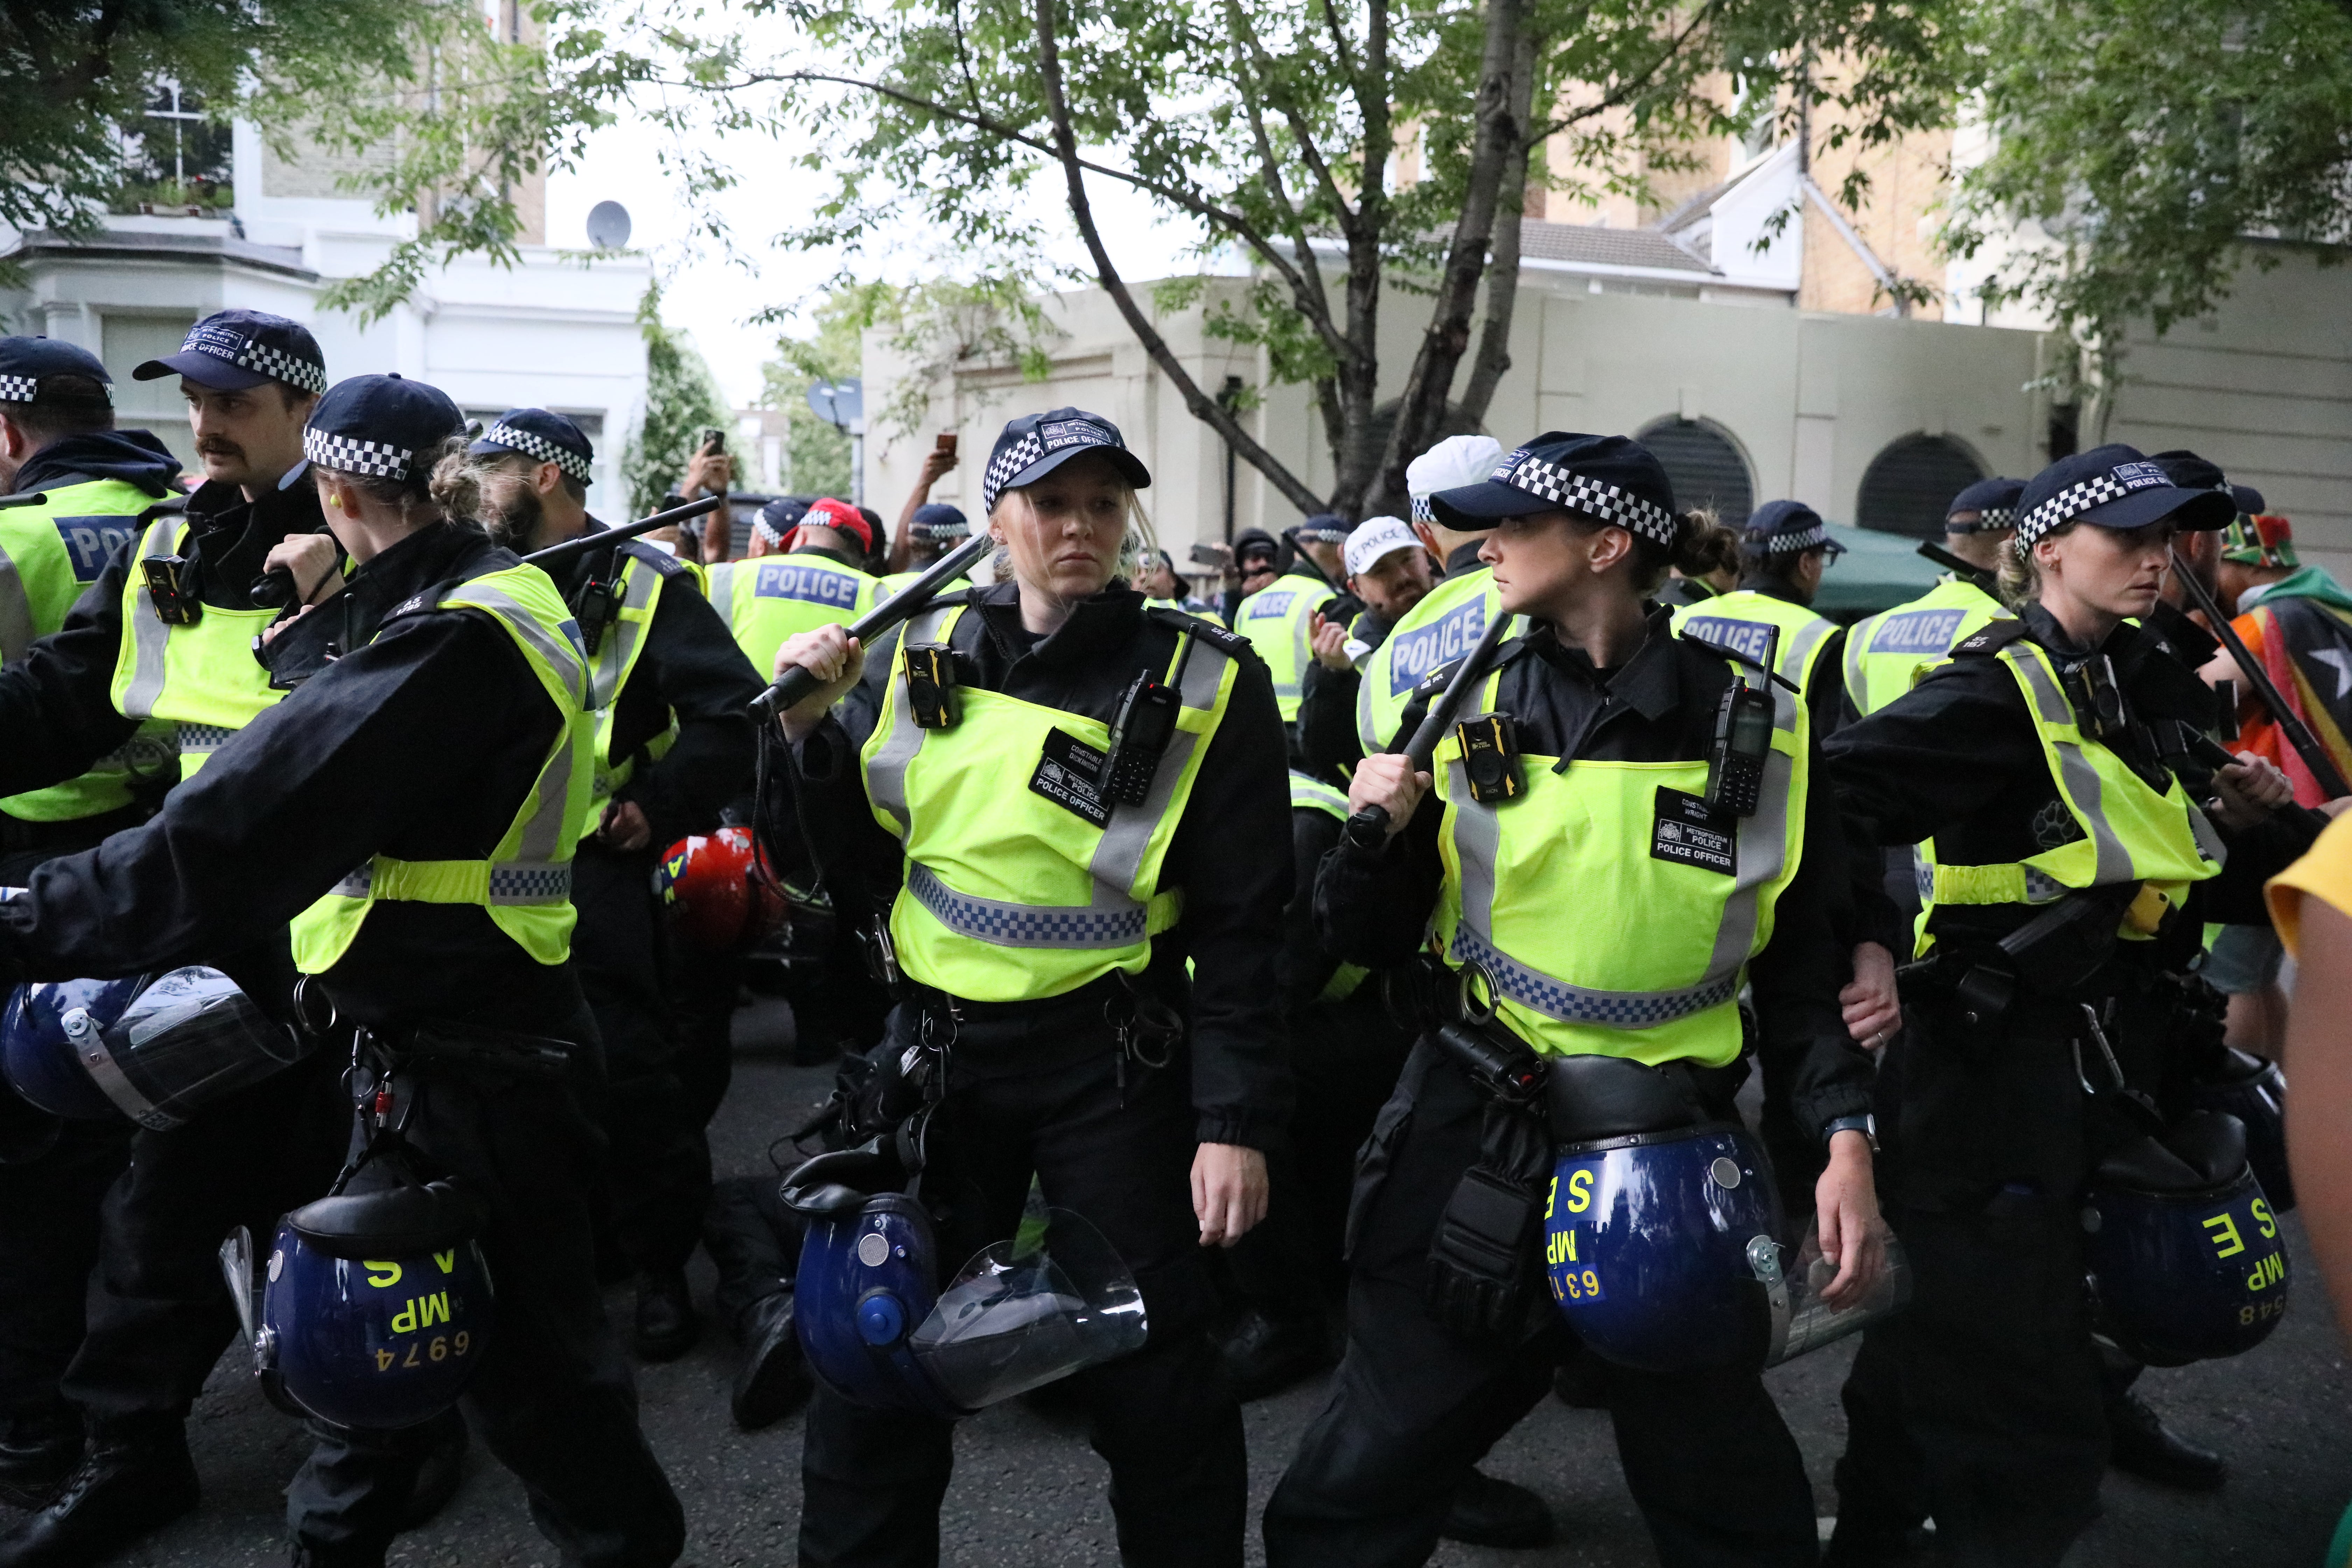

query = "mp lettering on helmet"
(1389, 601), (1489, 697)
(754, 561), (861, 609)
(1682, 616), (1776, 668)
(53, 517), (135, 581)
(1869, 608), (1968, 655)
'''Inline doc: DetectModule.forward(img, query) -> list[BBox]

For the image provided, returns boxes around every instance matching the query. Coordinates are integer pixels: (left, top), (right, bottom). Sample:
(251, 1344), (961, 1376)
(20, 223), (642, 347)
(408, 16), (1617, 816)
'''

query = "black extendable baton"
(518, 494), (725, 568)
(748, 531), (996, 722)
(2168, 547), (2351, 799)
(1343, 605), (1515, 845)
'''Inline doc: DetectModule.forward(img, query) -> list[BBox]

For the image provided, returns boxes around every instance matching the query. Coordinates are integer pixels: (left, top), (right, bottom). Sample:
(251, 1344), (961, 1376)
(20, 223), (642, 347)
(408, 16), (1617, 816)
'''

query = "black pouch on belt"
(1423, 1019), (1552, 1343)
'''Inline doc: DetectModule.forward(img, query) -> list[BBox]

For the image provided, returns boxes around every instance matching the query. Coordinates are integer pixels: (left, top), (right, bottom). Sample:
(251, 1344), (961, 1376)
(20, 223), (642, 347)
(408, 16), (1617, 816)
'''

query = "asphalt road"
(24, 996), (2352, 1567)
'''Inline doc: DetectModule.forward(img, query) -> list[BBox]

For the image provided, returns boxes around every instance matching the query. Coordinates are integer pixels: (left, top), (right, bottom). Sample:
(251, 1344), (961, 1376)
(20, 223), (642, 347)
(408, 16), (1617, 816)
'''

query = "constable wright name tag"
(1651, 787), (1735, 875)
(1030, 729), (1111, 828)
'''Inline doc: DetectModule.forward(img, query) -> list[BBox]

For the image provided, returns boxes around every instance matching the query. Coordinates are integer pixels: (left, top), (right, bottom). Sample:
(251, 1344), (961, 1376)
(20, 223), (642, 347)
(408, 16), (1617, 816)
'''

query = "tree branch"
(1029, 0), (1324, 516)
(1525, 0), (1726, 148)
(1458, 20), (1538, 428)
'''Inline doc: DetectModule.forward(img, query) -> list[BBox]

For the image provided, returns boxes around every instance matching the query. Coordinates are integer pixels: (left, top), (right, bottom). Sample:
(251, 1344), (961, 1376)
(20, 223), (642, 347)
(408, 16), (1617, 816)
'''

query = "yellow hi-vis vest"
(1915, 638), (2224, 957)
(1842, 576), (2013, 718)
(1673, 589), (1839, 696)
(1432, 660), (1808, 1066)
(0, 480), (177, 820)
(290, 566), (596, 974)
(859, 602), (1238, 1002)
(584, 545), (683, 804)
(1231, 570), (1334, 722)
(1287, 770), (1367, 1002)
(708, 552), (875, 681)
(111, 516), (285, 781)
(1357, 568), (1519, 754)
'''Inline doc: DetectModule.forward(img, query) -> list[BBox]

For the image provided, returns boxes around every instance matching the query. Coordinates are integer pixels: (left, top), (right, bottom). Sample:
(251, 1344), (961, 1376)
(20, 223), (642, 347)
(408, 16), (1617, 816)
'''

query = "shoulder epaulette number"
(1144, 604), (1248, 656)
(620, 539), (688, 578)
(1951, 619), (2034, 657)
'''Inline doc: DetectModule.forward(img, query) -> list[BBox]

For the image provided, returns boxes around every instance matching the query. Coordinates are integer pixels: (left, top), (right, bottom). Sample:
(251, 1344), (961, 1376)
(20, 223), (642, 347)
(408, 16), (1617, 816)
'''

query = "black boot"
(1441, 1469), (1552, 1549)
(0, 1407), (79, 1512)
(2108, 1387), (2226, 1490)
(1217, 1308), (1331, 1403)
(633, 1269), (700, 1362)
(0, 1422), (199, 1567)
(393, 1407), (469, 1529)
(731, 1290), (812, 1431)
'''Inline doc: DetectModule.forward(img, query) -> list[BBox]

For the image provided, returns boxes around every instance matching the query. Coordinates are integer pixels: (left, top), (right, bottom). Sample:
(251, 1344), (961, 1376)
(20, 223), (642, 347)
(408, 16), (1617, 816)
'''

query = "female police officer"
(1820, 444), (2314, 1568)
(770, 407), (1290, 1567)
(1263, 432), (1885, 1568)
(0, 374), (683, 1568)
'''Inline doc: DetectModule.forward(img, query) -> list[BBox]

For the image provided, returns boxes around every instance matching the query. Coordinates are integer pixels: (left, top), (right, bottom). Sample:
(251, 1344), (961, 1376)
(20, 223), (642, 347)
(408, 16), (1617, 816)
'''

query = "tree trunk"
(1360, 0), (1529, 516)
(1456, 21), (1539, 436)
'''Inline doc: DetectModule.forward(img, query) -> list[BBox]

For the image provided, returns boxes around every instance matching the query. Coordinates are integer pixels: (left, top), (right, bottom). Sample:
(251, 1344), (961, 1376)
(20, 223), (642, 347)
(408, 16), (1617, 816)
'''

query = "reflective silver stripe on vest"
(1779, 615), (1834, 687)
(905, 860), (1147, 948)
(1841, 612), (1876, 710)
(0, 542), (31, 664)
(436, 579), (588, 901)
(2007, 649), (2135, 886)
(1090, 635), (1229, 895)
(589, 554), (661, 710)
(445, 580), (590, 709)
(864, 603), (958, 829)
(1357, 653), (1379, 749)
(1447, 680), (1798, 1029)
(119, 521), (181, 719)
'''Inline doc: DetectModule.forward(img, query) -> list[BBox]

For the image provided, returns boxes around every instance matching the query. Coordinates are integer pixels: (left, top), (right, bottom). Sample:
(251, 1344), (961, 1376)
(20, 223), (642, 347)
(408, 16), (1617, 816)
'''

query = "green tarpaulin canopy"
(1811, 524), (1951, 620)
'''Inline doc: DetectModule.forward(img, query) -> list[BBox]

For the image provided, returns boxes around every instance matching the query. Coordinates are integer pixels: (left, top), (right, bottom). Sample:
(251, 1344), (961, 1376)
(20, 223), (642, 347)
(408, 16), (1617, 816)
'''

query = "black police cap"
(2017, 443), (2233, 550)
(980, 407), (1150, 516)
(471, 408), (594, 483)
(1946, 477), (2024, 533)
(1743, 499), (1843, 558)
(0, 337), (110, 407)
(133, 309), (325, 397)
(302, 374), (464, 484)
(1429, 432), (1678, 545)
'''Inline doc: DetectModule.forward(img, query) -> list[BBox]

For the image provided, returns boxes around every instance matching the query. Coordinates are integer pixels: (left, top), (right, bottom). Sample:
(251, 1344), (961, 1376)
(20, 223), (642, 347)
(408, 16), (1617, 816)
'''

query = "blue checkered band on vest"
(1755, 520), (1830, 554)
(1450, 924), (1740, 1028)
(488, 865), (571, 902)
(981, 430), (1048, 515)
(332, 865), (373, 898)
(483, 422), (593, 482)
(305, 428), (412, 480)
(177, 723), (234, 752)
(0, 375), (36, 404)
(182, 327), (327, 395)
(908, 861), (1147, 948)
(2017, 468), (2152, 548)
(1492, 450), (1676, 545)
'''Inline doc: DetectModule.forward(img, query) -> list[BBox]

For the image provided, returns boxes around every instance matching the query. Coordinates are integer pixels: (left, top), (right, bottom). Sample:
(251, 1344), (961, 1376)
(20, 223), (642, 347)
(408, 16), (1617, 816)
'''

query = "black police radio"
(1099, 671), (1180, 806)
(1705, 679), (1774, 816)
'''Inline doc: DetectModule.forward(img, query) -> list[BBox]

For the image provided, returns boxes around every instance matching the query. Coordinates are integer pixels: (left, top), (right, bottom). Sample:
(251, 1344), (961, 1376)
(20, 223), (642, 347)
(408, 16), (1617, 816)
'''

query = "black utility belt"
(1426, 1011), (1743, 1145)
(364, 1019), (576, 1080)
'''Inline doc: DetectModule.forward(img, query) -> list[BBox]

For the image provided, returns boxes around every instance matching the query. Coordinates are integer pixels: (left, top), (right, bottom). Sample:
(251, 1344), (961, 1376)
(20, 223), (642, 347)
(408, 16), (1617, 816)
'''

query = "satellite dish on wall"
(586, 201), (632, 250)
(806, 377), (864, 429)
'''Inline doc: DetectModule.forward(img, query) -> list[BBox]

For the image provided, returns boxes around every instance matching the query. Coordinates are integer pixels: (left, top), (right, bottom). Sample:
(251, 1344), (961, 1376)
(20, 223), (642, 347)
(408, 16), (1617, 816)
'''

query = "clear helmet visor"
(1748, 1222), (1913, 1366)
(910, 1206), (1148, 1411)
(88, 967), (311, 1128)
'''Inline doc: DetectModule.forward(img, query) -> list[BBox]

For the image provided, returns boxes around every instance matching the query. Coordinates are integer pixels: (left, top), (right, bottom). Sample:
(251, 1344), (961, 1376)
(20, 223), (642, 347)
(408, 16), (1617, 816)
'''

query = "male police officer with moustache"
(468, 409), (765, 1365)
(0, 339), (182, 1507)
(0, 314), (464, 1568)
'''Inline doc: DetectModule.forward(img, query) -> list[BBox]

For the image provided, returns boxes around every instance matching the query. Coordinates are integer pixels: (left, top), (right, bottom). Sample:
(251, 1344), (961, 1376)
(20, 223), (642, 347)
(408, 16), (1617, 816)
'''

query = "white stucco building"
(0, 121), (651, 507)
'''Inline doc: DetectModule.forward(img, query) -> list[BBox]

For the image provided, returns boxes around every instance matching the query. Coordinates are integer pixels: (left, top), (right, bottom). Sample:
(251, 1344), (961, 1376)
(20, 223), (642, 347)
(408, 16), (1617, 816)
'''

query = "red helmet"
(654, 828), (787, 951)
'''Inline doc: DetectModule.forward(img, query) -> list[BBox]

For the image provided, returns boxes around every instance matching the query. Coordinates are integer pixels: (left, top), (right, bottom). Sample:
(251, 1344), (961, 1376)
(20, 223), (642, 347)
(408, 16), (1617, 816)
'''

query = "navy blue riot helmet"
(2, 968), (310, 1129)
(2084, 1110), (2289, 1366)
(2187, 1047), (2293, 1211)
(226, 1165), (496, 1429)
(781, 1148), (1147, 1416)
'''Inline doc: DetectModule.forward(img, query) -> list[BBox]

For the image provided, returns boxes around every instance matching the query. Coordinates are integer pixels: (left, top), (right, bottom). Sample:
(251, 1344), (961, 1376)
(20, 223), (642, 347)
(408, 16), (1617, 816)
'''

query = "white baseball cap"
(1404, 435), (1505, 524)
(1344, 515), (1422, 578)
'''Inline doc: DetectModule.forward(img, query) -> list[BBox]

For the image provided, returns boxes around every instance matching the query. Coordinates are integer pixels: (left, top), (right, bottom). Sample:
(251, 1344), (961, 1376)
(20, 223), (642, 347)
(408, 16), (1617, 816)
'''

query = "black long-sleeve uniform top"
(1317, 603), (1875, 1138)
(0, 520), (584, 1032)
(792, 578), (1295, 1150)
(1826, 602), (2317, 965)
(551, 522), (762, 847)
(0, 459), (330, 800)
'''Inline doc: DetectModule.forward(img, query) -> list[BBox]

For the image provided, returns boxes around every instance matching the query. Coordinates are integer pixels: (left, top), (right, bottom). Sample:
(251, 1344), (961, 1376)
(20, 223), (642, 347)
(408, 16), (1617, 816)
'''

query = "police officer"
(1674, 499), (1847, 718)
(1653, 517), (1740, 608)
(1841, 477), (2022, 723)
(883, 438), (960, 578)
(1821, 445), (2319, 1567)
(770, 406), (1290, 1567)
(1264, 432), (1885, 1568)
(0, 374), (686, 1567)
(877, 504), (971, 594)
(469, 409), (765, 1363)
(0, 316), (476, 1568)
(1231, 521), (1339, 739)
(1295, 516), (1434, 779)
(0, 338), (180, 1506)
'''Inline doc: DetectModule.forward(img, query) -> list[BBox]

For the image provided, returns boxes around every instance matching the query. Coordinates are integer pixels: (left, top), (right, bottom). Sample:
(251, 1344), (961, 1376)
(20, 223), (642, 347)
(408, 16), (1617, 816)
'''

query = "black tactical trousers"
(1832, 1196), (2107, 1568)
(575, 839), (710, 1276)
(287, 1000), (684, 1568)
(799, 1012), (1245, 1568)
(60, 1046), (349, 1433)
(1262, 1045), (1820, 1568)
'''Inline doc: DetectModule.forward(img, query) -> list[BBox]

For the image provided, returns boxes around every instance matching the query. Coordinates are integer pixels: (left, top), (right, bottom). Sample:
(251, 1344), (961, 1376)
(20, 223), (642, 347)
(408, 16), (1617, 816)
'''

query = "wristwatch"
(1822, 1112), (1878, 1152)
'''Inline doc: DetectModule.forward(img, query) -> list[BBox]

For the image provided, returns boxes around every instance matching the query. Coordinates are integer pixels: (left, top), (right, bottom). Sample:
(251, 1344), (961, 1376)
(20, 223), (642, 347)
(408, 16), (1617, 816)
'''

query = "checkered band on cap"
(1755, 520), (1832, 554)
(1493, 448), (1677, 545)
(304, 427), (413, 481)
(1411, 493), (1434, 524)
(0, 375), (36, 404)
(2016, 463), (2167, 548)
(981, 429), (1048, 516)
(186, 326), (326, 395)
(1976, 506), (2015, 529)
(482, 422), (592, 482)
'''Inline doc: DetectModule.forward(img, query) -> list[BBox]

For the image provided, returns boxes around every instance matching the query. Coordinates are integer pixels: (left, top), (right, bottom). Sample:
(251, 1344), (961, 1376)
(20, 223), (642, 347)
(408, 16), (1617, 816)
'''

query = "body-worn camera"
(1453, 714), (1524, 804)
(142, 555), (202, 625)
(902, 642), (960, 730)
